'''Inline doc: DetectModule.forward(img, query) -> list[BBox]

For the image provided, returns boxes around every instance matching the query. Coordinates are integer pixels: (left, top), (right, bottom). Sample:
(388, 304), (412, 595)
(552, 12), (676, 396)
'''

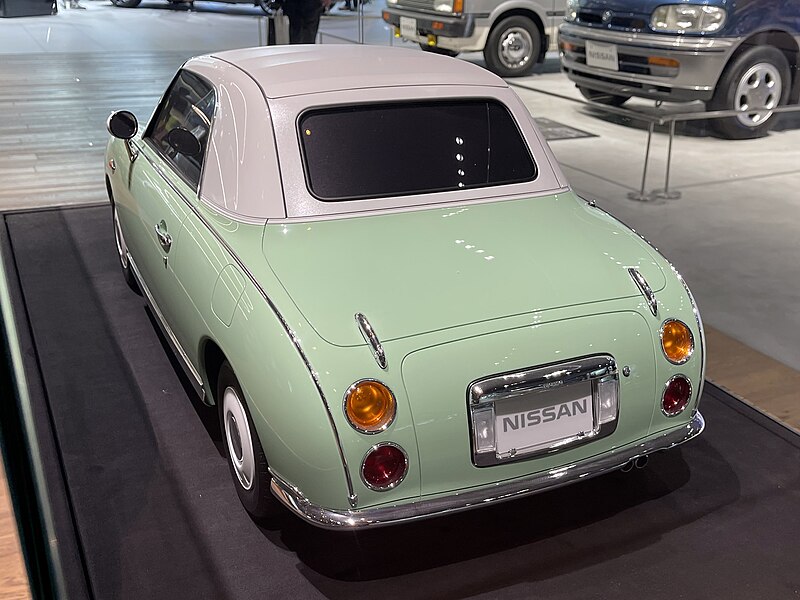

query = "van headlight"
(434, 0), (462, 14)
(651, 4), (726, 33)
(565, 0), (578, 22)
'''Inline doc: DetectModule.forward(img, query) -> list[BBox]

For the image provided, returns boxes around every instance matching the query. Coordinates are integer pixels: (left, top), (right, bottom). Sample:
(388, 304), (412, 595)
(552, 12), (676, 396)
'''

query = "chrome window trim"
(359, 442), (409, 492)
(269, 411), (705, 530)
(662, 374), (692, 417)
(342, 379), (397, 435)
(354, 312), (387, 370)
(467, 355), (619, 467)
(628, 267), (658, 317)
(132, 145), (359, 508)
(659, 318), (694, 365)
(142, 68), (218, 194)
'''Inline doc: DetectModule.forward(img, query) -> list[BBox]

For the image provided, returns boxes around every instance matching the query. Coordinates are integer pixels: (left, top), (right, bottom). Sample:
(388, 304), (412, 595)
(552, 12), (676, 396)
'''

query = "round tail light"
(344, 379), (396, 433)
(660, 319), (694, 364)
(361, 443), (408, 491)
(662, 375), (692, 416)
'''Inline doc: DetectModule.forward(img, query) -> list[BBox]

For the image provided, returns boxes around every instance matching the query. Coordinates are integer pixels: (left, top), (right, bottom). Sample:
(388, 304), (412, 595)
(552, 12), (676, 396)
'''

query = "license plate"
(585, 40), (619, 71)
(400, 16), (417, 40)
(494, 382), (594, 456)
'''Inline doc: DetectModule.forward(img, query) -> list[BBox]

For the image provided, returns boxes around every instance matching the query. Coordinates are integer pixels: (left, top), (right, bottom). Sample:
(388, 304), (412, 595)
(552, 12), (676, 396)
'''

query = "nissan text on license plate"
(400, 16), (417, 40)
(585, 40), (619, 71)
(494, 382), (594, 457)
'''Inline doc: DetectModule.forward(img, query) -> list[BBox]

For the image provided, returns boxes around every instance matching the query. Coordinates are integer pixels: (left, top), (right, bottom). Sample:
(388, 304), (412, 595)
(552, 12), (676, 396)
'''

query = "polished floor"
(0, 4), (798, 598)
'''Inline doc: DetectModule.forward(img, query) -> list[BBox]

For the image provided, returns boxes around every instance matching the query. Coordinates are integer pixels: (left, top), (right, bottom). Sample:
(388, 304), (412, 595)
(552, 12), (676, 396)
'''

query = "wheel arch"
(200, 337), (227, 406)
(206, 294), (357, 510)
(488, 7), (548, 63)
(724, 30), (799, 103)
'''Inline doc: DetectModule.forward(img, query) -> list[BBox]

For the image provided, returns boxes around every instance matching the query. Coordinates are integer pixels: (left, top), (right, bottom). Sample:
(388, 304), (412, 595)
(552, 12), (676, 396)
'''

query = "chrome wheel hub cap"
(735, 62), (781, 127)
(113, 208), (129, 269)
(223, 386), (255, 491)
(498, 28), (532, 70)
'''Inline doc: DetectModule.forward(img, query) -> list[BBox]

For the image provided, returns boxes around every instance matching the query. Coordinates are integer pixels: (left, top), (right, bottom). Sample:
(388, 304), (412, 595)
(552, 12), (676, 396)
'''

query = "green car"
(105, 45), (704, 529)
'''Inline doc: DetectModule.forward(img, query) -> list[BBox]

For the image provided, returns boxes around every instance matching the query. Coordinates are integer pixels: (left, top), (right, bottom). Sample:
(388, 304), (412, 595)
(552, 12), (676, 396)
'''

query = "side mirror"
(107, 110), (138, 140)
(166, 127), (202, 158)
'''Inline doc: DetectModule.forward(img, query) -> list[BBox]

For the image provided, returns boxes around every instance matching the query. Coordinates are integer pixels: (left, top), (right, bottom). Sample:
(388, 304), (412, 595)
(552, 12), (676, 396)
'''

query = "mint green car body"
(105, 46), (704, 529)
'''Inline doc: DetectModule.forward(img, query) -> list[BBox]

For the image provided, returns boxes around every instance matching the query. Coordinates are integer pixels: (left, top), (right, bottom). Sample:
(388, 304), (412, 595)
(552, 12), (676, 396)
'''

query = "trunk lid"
(399, 309), (659, 495)
(263, 193), (665, 346)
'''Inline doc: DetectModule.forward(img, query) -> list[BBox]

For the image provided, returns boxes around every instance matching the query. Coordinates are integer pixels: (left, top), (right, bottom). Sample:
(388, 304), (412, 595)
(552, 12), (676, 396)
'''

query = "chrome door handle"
(154, 221), (172, 251)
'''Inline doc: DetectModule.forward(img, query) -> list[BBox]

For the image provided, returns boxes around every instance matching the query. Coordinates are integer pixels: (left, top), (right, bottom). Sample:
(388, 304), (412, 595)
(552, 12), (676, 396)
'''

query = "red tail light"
(662, 375), (692, 416)
(361, 443), (408, 491)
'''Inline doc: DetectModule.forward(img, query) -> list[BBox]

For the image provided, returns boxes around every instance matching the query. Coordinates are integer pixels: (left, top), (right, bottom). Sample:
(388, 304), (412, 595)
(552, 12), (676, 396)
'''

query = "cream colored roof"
(209, 44), (507, 99)
(185, 47), (567, 220)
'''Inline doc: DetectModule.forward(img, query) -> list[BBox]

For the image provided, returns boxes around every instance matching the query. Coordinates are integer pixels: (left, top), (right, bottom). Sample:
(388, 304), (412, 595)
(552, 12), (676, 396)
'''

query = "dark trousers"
(286, 5), (322, 44)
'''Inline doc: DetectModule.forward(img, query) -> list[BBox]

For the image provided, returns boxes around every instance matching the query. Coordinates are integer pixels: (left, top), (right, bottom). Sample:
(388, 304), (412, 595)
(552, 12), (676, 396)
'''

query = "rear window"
(298, 100), (537, 201)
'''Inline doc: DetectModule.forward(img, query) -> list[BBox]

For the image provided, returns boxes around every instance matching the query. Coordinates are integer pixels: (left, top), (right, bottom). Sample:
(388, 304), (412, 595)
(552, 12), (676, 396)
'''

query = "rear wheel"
(483, 16), (541, 77)
(110, 0), (142, 7)
(578, 85), (630, 107)
(217, 361), (278, 521)
(419, 43), (460, 58)
(708, 45), (790, 139)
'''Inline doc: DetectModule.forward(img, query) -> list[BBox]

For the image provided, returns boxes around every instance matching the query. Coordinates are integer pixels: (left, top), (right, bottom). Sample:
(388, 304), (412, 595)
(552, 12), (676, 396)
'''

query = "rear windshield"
(298, 100), (537, 201)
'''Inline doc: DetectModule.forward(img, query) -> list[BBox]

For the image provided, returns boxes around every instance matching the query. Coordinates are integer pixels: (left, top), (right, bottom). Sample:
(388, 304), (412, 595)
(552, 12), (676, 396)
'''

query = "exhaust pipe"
(620, 460), (634, 473)
(634, 456), (649, 470)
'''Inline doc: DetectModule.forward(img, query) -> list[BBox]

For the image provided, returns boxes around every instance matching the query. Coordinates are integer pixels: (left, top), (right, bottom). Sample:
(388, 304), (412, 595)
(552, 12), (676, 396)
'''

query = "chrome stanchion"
(357, 1), (365, 43)
(627, 120), (655, 202)
(652, 119), (681, 200)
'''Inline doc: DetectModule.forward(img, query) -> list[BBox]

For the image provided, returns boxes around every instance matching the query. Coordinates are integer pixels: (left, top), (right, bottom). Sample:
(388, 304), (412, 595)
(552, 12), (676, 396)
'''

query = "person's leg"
(289, 19), (304, 44)
(301, 8), (322, 43)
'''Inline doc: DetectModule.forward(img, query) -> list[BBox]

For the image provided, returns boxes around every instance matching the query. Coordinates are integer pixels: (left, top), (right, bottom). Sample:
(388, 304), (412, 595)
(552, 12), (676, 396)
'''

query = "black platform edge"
(0, 200), (108, 219)
(0, 210), (93, 600)
(704, 380), (800, 446)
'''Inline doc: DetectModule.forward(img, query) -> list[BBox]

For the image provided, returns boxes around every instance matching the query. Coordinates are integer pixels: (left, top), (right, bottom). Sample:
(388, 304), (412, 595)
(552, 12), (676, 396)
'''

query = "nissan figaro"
(105, 45), (704, 529)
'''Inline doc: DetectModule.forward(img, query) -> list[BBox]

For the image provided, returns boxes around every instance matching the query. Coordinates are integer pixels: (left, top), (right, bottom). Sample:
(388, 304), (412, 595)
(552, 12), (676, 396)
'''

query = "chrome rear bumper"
(271, 411), (704, 530)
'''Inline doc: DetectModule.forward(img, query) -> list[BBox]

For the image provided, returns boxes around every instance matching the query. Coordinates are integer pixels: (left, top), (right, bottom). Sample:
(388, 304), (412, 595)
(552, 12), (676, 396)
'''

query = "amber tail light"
(660, 319), (694, 364)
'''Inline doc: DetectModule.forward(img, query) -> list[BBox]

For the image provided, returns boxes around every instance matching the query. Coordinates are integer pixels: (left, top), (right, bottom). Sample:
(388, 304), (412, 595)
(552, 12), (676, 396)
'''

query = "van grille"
(576, 10), (649, 32)
(394, 0), (440, 14)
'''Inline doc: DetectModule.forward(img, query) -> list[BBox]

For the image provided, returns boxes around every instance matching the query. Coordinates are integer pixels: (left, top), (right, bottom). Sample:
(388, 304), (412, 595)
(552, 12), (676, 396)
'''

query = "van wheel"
(578, 85), (630, 107)
(218, 361), (278, 521)
(483, 16), (541, 77)
(110, 0), (142, 7)
(708, 46), (789, 139)
(419, 44), (460, 58)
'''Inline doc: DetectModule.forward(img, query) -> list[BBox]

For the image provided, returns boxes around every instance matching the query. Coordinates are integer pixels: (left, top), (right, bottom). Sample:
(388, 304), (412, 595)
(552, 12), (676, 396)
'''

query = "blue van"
(558, 0), (799, 138)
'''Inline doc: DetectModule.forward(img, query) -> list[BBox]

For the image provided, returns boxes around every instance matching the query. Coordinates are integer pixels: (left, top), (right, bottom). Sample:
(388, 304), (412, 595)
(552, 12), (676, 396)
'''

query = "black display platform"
(2, 205), (799, 599)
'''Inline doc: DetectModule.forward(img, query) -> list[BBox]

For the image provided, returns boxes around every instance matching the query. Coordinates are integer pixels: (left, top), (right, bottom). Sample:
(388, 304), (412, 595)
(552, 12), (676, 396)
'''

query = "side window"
(145, 70), (215, 190)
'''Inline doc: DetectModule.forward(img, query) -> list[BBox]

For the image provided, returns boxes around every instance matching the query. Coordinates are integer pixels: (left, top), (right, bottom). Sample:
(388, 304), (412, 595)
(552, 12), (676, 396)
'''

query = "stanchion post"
(358, 2), (365, 43)
(653, 119), (681, 200)
(627, 121), (655, 202)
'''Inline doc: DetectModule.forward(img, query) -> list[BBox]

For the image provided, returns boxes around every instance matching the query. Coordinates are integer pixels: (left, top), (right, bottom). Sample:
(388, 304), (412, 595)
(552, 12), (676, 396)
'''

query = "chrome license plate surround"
(468, 355), (619, 467)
